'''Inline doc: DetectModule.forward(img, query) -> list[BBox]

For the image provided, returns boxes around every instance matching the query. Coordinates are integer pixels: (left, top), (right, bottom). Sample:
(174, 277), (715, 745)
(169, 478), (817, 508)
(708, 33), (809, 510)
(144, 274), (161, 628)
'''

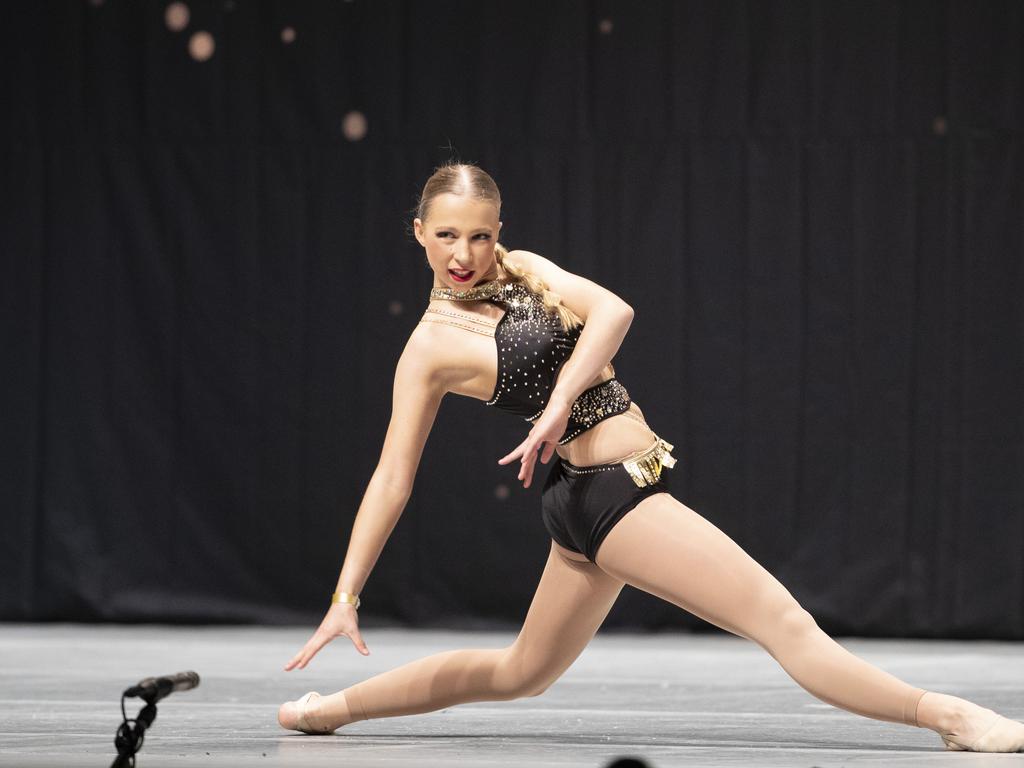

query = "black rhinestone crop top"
(430, 280), (633, 444)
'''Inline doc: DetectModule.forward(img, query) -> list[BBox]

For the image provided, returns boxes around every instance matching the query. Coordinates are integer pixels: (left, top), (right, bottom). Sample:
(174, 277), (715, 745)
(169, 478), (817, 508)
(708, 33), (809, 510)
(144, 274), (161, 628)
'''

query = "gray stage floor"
(1, 624), (1022, 767)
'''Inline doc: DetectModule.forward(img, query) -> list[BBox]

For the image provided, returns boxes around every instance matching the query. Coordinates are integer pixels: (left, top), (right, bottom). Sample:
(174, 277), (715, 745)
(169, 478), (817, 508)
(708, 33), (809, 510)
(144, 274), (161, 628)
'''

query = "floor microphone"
(123, 671), (200, 703)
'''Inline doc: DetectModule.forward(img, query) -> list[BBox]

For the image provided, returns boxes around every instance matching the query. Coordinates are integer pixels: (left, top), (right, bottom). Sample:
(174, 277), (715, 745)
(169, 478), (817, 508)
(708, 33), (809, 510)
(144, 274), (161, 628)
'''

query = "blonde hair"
(415, 162), (584, 333)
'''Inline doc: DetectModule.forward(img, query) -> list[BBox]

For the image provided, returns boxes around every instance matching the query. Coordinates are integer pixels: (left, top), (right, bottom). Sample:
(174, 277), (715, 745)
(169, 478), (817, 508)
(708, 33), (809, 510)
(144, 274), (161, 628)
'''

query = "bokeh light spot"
(281, 26), (296, 44)
(342, 110), (368, 141)
(164, 2), (189, 32)
(189, 30), (215, 61)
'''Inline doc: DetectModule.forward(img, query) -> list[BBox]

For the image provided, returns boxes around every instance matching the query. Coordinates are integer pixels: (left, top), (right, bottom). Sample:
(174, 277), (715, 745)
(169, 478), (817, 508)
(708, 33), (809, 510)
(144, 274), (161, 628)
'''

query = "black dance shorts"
(540, 454), (671, 562)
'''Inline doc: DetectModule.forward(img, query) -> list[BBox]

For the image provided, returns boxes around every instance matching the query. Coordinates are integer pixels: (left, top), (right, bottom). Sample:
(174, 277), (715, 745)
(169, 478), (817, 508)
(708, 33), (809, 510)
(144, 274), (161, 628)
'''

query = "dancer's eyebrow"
(434, 226), (492, 233)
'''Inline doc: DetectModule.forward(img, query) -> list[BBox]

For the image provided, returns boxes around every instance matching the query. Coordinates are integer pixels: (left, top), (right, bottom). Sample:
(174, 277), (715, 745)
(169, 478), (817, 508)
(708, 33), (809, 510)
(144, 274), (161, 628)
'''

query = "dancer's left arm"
(497, 250), (633, 488)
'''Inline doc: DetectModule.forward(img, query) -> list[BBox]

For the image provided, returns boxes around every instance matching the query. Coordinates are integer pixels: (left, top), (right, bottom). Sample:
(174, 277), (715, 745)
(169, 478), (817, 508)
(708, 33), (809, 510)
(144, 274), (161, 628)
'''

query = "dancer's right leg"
(593, 492), (1024, 751)
(307, 541), (624, 730)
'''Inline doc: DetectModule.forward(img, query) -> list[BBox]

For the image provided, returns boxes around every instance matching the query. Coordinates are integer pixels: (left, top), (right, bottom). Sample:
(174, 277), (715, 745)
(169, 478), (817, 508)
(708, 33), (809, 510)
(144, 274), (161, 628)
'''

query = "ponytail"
(494, 243), (583, 333)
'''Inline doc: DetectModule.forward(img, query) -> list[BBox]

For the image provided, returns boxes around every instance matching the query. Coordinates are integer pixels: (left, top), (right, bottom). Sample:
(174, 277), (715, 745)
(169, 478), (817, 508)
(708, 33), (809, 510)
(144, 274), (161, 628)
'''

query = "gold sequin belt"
(561, 435), (677, 488)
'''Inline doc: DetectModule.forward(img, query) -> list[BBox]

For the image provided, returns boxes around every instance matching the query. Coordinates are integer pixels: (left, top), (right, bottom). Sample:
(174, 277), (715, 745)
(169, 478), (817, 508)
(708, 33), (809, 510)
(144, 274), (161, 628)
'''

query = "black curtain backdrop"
(2, 1), (1022, 637)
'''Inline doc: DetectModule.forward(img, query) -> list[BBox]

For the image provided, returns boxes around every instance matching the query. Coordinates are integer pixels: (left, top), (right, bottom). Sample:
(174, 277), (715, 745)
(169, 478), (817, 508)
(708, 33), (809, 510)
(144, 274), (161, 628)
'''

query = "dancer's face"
(414, 193), (502, 290)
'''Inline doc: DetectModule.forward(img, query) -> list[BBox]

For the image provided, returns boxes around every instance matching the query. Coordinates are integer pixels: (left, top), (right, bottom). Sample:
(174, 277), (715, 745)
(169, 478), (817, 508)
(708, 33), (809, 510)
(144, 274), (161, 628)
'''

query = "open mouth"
(448, 269), (474, 283)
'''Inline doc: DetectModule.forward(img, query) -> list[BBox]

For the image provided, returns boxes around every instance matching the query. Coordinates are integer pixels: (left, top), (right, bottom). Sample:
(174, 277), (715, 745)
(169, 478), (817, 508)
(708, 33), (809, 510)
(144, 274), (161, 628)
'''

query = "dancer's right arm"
(284, 328), (447, 670)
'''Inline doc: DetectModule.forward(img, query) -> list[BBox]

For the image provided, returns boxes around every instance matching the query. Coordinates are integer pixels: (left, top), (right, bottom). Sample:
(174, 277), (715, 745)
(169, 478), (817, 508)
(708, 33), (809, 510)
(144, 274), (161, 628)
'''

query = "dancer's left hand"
(498, 398), (571, 489)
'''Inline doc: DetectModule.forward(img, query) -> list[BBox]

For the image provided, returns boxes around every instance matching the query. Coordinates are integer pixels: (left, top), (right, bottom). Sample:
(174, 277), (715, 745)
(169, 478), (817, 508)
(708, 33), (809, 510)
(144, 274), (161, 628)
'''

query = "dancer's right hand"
(283, 603), (369, 671)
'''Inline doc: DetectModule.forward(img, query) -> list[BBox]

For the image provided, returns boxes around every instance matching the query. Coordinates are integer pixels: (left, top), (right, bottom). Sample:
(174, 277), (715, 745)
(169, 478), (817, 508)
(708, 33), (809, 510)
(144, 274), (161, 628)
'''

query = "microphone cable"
(111, 671), (200, 768)
(112, 690), (150, 768)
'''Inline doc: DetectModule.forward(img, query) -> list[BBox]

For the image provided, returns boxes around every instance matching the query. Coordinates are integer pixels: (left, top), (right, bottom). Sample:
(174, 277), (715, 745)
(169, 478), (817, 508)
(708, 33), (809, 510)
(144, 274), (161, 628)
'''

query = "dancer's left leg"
(281, 541), (624, 731)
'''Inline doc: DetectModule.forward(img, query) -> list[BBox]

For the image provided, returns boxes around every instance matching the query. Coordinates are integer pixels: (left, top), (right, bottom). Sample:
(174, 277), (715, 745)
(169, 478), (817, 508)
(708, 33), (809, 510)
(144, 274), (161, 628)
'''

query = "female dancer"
(278, 162), (1024, 752)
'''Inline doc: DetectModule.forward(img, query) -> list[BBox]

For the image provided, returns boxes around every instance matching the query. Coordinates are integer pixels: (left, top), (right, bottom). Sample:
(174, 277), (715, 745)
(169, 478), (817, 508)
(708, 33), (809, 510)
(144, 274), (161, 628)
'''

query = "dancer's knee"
(754, 599), (821, 656)
(517, 678), (553, 698)
(492, 646), (558, 700)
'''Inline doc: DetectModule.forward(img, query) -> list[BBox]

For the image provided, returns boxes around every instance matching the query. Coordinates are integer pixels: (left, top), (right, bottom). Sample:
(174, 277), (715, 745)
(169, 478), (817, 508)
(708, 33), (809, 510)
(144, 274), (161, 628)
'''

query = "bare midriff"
(425, 293), (661, 469)
(552, 379), (659, 468)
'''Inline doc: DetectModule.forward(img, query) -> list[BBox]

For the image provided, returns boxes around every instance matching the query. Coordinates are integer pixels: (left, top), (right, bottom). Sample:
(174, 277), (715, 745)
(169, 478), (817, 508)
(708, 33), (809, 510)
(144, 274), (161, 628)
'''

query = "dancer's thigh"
(503, 540), (624, 693)
(594, 493), (806, 643)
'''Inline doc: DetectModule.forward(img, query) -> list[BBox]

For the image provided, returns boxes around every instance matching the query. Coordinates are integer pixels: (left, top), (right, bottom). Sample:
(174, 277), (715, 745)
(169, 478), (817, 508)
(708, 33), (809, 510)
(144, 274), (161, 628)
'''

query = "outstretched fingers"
(497, 439), (527, 467)
(498, 411), (567, 488)
(283, 612), (371, 671)
(284, 635), (325, 671)
(498, 437), (532, 487)
(498, 436), (552, 489)
(498, 400), (570, 487)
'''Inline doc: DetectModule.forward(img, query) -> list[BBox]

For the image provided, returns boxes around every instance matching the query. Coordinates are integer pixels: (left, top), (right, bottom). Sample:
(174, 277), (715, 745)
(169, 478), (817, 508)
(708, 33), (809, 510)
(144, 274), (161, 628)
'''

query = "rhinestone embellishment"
(483, 281), (577, 408)
(561, 435), (677, 487)
(429, 279), (506, 302)
(552, 379), (632, 444)
(478, 281), (631, 443)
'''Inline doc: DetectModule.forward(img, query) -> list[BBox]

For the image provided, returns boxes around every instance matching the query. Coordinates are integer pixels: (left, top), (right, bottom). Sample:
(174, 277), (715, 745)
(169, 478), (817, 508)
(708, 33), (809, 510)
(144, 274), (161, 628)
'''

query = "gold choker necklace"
(429, 279), (506, 302)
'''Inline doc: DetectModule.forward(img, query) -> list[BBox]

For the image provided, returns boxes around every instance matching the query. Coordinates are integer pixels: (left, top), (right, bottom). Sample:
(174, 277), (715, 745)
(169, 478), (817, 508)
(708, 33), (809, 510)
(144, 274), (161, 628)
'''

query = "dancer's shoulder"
(508, 249), (633, 324)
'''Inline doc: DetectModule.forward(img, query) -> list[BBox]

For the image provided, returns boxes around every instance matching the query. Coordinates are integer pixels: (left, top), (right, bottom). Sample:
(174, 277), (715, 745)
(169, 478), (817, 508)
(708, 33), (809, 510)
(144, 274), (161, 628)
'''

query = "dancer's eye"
(436, 232), (490, 240)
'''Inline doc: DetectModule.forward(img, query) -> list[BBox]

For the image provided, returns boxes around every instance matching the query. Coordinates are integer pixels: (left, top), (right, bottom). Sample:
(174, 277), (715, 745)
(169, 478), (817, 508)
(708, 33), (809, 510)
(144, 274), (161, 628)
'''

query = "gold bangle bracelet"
(331, 591), (361, 609)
